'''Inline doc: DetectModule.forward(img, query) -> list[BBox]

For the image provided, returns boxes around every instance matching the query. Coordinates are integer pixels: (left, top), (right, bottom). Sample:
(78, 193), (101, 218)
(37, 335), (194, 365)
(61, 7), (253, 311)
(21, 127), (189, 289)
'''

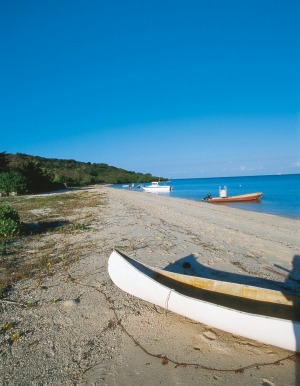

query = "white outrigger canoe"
(108, 250), (300, 352)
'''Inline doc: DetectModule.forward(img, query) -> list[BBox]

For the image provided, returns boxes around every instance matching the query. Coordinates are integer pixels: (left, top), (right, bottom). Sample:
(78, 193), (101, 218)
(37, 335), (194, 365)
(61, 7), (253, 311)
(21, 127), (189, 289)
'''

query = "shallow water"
(115, 174), (300, 219)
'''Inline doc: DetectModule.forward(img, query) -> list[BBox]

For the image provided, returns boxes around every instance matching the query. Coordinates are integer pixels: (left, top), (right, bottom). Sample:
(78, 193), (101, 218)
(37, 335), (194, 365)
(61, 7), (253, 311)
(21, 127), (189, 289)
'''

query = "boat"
(108, 250), (300, 352)
(206, 192), (263, 203)
(203, 186), (263, 203)
(141, 181), (172, 193)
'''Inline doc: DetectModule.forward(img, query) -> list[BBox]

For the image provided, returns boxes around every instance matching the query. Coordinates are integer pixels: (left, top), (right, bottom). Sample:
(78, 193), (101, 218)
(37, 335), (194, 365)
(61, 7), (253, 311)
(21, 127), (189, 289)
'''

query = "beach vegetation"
(0, 190), (104, 298)
(0, 204), (22, 242)
(0, 171), (29, 196)
(1, 321), (15, 333)
(0, 321), (18, 342)
(0, 152), (167, 195)
(11, 331), (21, 343)
(0, 152), (10, 173)
(50, 297), (58, 304)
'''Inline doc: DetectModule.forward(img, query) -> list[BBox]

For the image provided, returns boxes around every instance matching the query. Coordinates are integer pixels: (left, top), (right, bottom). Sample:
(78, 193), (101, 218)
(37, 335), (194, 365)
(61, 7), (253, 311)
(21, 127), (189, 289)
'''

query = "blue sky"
(1, 0), (299, 178)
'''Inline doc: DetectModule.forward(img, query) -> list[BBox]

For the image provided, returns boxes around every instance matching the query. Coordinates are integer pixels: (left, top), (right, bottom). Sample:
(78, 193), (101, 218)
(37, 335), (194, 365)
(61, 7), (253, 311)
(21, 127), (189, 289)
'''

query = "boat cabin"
(219, 186), (227, 198)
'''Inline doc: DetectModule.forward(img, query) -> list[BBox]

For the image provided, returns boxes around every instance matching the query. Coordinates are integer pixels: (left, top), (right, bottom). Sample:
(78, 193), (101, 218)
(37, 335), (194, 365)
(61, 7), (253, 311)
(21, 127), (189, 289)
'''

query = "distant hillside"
(0, 152), (167, 194)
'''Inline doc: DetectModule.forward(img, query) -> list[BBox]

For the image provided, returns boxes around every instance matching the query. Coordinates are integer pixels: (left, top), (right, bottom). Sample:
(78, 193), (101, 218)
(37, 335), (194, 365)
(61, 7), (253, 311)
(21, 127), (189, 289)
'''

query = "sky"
(0, 0), (299, 178)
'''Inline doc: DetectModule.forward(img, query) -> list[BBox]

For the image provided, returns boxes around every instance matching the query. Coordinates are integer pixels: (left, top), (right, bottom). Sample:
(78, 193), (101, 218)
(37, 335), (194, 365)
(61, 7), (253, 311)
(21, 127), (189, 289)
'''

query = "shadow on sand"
(26, 220), (70, 234)
(163, 254), (300, 294)
(163, 254), (300, 384)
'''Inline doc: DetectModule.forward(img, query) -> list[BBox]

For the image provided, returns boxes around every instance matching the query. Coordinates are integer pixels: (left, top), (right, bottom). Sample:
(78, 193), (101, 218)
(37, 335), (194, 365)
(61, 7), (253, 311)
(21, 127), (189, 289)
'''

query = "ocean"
(115, 174), (300, 219)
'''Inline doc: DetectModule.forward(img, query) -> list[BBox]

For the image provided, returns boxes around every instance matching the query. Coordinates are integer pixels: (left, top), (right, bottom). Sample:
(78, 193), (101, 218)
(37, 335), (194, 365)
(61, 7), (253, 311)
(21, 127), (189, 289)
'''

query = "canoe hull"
(108, 250), (300, 352)
(208, 192), (263, 203)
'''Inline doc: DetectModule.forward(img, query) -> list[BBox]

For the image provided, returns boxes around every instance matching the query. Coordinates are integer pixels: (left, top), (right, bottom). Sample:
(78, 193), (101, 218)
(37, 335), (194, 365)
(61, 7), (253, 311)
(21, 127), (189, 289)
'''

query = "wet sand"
(1, 186), (299, 385)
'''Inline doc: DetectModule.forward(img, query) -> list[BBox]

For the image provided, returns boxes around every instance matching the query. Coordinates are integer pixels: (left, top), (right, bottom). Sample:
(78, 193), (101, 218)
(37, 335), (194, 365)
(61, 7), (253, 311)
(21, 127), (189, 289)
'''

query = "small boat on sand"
(203, 186), (263, 203)
(108, 250), (300, 352)
(141, 181), (172, 193)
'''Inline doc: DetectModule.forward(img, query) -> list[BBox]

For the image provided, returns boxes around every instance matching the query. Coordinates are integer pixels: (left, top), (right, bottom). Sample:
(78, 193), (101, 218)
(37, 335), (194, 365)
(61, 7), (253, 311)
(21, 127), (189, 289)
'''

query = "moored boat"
(141, 181), (172, 193)
(108, 249), (300, 352)
(203, 186), (263, 203)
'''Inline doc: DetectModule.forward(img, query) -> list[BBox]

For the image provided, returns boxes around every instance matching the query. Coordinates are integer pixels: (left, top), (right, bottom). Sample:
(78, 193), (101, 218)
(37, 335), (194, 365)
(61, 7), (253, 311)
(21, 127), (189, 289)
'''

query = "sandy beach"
(1, 186), (300, 385)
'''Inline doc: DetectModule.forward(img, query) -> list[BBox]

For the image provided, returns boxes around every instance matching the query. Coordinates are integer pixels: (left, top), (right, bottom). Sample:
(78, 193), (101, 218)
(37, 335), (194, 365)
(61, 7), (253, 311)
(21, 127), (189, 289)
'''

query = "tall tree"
(0, 152), (9, 173)
(20, 161), (53, 193)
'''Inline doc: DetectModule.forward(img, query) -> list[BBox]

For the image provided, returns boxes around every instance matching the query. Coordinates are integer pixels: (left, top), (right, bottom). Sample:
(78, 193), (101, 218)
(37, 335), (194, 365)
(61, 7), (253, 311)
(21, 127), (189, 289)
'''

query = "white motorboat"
(141, 181), (172, 193)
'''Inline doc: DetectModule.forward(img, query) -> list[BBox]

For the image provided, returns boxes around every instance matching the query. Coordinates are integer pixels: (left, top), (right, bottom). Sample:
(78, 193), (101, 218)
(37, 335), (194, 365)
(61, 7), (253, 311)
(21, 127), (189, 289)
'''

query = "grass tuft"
(0, 190), (106, 297)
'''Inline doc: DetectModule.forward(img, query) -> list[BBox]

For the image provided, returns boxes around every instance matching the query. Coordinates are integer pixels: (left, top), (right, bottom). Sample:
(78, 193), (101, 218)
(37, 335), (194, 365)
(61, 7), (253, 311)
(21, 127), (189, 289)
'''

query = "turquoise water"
(115, 174), (300, 219)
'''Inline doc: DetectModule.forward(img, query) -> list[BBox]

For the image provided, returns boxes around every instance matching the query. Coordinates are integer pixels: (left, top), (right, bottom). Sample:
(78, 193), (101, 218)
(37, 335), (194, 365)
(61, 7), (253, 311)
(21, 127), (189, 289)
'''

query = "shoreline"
(1, 186), (299, 385)
(114, 186), (299, 219)
(114, 173), (300, 220)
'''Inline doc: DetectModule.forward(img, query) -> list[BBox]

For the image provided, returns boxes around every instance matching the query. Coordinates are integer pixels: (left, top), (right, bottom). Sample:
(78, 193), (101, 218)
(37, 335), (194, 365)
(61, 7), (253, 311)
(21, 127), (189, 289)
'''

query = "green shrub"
(0, 204), (22, 241)
(0, 204), (20, 222)
(0, 171), (28, 195)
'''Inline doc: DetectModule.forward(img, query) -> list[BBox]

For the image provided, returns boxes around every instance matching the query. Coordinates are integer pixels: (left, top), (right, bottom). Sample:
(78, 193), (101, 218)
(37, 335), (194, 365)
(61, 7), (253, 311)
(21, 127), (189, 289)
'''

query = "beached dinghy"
(108, 250), (300, 352)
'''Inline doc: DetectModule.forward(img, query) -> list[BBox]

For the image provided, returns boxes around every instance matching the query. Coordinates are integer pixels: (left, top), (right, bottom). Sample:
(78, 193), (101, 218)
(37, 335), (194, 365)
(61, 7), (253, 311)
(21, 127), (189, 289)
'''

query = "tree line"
(0, 152), (166, 195)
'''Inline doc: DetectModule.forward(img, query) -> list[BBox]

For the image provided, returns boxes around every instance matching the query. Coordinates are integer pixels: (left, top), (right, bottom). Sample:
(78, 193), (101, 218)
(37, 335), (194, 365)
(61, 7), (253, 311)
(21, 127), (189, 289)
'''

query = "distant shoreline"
(167, 173), (300, 180)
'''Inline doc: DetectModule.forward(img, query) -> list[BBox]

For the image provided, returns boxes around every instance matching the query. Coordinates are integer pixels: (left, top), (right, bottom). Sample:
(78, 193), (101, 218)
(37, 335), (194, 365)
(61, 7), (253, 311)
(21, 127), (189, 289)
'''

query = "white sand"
(1, 186), (299, 385)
